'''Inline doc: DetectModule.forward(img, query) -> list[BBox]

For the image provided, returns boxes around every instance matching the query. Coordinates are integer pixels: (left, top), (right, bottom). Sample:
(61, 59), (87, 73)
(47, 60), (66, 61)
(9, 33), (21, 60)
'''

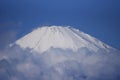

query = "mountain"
(15, 26), (112, 53)
(0, 26), (120, 80)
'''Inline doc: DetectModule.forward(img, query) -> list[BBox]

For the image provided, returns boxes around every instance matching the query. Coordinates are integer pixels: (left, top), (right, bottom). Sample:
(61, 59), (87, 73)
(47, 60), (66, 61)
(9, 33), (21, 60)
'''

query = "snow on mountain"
(15, 26), (112, 53)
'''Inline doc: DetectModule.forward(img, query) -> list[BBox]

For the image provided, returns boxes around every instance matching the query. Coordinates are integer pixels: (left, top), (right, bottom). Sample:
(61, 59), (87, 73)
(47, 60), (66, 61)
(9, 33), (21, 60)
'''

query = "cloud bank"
(0, 45), (120, 80)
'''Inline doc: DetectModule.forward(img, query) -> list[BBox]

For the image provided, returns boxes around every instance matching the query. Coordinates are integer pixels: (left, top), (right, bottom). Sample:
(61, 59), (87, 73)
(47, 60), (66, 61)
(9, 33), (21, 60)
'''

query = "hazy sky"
(0, 0), (120, 49)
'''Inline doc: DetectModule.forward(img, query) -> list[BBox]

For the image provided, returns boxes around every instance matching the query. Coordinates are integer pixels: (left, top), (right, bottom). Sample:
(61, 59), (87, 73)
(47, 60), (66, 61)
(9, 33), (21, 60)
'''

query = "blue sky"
(0, 0), (120, 49)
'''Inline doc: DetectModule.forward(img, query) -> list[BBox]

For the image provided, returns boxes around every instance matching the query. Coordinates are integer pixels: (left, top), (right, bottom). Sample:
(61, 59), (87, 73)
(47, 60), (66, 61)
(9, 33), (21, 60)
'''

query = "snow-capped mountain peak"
(15, 26), (111, 53)
(2, 26), (120, 80)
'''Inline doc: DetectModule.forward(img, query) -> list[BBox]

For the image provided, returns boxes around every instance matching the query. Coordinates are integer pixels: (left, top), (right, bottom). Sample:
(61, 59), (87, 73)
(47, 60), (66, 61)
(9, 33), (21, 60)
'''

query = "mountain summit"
(15, 26), (111, 53)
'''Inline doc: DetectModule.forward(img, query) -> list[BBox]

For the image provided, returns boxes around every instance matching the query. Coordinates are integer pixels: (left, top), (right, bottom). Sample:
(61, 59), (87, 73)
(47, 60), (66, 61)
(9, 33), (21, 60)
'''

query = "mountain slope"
(15, 26), (112, 53)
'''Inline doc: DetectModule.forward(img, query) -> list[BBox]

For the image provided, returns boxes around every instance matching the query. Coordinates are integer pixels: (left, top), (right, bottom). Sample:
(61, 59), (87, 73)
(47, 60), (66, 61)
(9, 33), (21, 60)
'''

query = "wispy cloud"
(0, 21), (22, 50)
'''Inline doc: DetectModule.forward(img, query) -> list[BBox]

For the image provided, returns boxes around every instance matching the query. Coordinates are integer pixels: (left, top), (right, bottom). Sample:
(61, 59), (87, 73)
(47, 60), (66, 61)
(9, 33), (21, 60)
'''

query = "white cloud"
(0, 42), (120, 80)
(16, 62), (40, 78)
